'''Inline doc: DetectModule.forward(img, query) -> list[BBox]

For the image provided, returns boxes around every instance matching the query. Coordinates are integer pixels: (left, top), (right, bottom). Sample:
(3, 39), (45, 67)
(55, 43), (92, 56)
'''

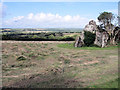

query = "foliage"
(48, 35), (55, 39)
(32, 35), (40, 39)
(97, 11), (115, 41)
(16, 56), (26, 61)
(2, 32), (75, 41)
(98, 12), (114, 28)
(83, 31), (96, 46)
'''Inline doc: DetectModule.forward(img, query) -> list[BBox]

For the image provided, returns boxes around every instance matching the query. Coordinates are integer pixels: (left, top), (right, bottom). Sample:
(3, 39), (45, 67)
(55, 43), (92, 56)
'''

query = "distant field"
(1, 28), (82, 41)
(2, 41), (118, 88)
(1, 28), (83, 33)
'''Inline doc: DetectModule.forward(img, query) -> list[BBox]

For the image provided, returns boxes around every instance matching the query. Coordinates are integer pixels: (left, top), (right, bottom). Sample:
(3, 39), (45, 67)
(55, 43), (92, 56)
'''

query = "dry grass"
(2, 41), (118, 88)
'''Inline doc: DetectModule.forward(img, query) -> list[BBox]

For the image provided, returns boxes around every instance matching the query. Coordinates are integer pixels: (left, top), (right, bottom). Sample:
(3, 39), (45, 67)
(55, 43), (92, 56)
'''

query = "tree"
(98, 12), (115, 31)
(97, 12), (120, 45)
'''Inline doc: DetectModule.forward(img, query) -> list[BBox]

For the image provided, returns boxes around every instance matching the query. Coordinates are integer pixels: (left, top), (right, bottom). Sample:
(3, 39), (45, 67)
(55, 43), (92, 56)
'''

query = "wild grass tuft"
(16, 56), (26, 61)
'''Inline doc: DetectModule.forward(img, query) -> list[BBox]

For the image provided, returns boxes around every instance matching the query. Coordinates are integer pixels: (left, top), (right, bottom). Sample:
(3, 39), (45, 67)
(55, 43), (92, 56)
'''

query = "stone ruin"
(84, 20), (97, 33)
(94, 30), (109, 48)
(74, 20), (120, 48)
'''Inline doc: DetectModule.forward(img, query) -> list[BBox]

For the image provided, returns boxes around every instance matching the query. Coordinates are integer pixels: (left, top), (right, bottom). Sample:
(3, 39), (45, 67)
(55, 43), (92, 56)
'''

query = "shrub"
(32, 35), (40, 39)
(48, 35), (55, 39)
(16, 56), (26, 61)
(83, 31), (96, 46)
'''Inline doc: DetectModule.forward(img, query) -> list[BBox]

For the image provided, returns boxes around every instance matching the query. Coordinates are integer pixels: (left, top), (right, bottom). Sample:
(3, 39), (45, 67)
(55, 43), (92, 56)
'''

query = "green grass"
(64, 59), (70, 64)
(57, 43), (118, 50)
(118, 43), (120, 48)
(37, 56), (45, 60)
(3, 42), (118, 88)
(88, 78), (118, 88)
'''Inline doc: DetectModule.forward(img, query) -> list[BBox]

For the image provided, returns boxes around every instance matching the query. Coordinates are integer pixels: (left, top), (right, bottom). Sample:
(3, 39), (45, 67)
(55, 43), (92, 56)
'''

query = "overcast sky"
(1, 2), (118, 28)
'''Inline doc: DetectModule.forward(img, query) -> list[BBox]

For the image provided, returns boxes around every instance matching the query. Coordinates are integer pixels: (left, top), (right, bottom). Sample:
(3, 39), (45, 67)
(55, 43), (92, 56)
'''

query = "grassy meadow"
(2, 41), (118, 88)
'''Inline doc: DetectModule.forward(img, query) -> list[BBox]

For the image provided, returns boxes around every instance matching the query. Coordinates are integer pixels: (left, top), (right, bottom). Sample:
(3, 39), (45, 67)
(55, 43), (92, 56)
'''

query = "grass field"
(2, 41), (118, 88)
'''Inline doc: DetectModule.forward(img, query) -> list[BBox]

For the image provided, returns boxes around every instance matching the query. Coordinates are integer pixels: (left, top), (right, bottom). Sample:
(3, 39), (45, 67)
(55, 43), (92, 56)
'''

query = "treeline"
(2, 32), (76, 41)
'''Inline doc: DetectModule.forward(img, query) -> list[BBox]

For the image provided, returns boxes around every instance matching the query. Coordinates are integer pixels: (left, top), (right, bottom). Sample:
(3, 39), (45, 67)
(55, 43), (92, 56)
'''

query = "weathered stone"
(84, 20), (98, 33)
(94, 30), (109, 48)
(75, 20), (110, 48)
(101, 31), (109, 48)
(113, 26), (120, 44)
(75, 20), (97, 47)
(74, 36), (84, 47)
(94, 31), (102, 47)
(75, 20), (119, 48)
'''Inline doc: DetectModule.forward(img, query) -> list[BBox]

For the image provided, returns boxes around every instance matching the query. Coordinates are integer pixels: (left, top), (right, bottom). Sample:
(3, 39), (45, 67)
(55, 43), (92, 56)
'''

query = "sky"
(1, 2), (118, 28)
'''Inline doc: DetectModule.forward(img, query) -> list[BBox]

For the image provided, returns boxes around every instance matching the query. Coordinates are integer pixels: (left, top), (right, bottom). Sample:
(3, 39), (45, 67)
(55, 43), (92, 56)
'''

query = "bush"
(83, 31), (96, 46)
(32, 35), (40, 39)
(48, 35), (55, 39)
(16, 56), (26, 61)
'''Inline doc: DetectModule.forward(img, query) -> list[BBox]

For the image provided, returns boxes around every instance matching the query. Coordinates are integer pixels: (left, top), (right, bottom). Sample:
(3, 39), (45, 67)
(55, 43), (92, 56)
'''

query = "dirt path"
(1, 40), (74, 43)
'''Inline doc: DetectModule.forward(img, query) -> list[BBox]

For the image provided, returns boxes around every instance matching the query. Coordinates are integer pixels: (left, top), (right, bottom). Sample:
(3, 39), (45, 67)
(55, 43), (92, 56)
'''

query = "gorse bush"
(83, 31), (96, 46)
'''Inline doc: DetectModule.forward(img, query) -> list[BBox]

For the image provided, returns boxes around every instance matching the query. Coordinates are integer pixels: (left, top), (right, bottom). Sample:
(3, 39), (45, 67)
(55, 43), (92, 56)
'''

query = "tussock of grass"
(88, 78), (118, 88)
(37, 56), (45, 60)
(64, 59), (70, 64)
(16, 56), (26, 61)
(57, 43), (118, 50)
